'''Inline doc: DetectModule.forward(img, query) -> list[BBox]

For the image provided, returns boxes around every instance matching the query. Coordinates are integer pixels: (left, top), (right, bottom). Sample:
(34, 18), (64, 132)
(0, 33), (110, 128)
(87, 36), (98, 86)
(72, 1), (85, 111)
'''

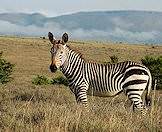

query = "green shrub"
(103, 55), (119, 64)
(103, 61), (111, 64)
(141, 56), (162, 89)
(110, 55), (118, 63)
(51, 76), (68, 86)
(32, 75), (68, 86)
(0, 52), (14, 84)
(32, 75), (51, 85)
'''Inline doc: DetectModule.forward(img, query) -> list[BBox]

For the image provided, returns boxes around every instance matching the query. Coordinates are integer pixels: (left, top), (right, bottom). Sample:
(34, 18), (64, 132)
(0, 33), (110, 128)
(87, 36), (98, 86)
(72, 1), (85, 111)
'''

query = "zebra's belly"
(87, 86), (121, 97)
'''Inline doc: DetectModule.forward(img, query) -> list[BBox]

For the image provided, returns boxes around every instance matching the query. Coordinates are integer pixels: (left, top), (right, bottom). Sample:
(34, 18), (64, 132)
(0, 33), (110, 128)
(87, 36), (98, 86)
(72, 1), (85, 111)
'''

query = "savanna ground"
(0, 36), (162, 132)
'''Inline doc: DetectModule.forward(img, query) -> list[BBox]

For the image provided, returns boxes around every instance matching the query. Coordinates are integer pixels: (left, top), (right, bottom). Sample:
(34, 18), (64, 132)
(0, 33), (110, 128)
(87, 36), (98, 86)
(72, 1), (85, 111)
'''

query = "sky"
(0, 0), (162, 16)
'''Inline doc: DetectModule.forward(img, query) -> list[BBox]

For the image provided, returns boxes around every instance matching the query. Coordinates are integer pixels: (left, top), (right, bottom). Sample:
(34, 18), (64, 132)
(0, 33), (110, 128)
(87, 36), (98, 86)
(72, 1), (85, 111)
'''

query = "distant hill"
(0, 11), (162, 44)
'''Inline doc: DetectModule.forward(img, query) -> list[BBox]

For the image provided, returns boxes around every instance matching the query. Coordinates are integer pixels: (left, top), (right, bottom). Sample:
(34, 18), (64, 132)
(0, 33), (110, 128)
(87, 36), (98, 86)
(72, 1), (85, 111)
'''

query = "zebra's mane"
(66, 45), (84, 59)
(66, 44), (131, 65)
(66, 45), (106, 64)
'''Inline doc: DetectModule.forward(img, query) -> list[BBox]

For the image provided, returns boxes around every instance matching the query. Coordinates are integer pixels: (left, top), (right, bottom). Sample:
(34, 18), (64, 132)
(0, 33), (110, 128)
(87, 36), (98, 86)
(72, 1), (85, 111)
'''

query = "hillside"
(0, 36), (162, 84)
(0, 11), (162, 43)
(0, 36), (162, 131)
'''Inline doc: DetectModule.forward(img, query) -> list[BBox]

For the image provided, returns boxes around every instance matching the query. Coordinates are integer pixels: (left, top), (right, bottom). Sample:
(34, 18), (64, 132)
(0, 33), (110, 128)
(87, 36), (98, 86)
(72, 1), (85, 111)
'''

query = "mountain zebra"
(48, 32), (152, 110)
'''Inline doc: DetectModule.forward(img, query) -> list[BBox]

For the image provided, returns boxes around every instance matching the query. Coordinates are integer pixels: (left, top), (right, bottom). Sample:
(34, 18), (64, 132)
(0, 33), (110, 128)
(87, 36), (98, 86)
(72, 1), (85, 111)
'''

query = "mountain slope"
(0, 11), (162, 44)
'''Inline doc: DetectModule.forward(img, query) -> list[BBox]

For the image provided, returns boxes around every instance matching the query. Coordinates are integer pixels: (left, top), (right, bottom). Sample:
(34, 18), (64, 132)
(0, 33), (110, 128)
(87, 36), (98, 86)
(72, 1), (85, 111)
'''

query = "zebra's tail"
(145, 69), (152, 107)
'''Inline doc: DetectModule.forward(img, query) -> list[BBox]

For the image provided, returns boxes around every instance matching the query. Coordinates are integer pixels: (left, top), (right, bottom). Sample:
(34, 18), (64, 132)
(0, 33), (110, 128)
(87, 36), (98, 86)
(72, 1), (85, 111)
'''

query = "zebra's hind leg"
(123, 77), (149, 112)
(127, 95), (147, 116)
(128, 91), (149, 116)
(132, 97), (145, 110)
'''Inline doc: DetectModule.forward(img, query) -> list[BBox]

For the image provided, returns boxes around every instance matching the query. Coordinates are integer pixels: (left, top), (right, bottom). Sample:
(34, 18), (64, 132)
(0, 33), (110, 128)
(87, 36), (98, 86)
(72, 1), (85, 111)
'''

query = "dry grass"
(0, 36), (162, 131)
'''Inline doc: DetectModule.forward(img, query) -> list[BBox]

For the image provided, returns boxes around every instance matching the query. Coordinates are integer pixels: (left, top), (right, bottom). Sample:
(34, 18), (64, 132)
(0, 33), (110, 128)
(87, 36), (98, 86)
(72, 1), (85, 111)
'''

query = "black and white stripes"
(60, 49), (152, 109)
(48, 32), (152, 110)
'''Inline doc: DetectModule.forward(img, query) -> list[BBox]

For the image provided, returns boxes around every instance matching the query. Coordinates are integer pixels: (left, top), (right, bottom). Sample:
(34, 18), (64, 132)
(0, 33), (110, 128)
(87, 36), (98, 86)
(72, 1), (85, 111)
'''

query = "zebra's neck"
(60, 49), (85, 81)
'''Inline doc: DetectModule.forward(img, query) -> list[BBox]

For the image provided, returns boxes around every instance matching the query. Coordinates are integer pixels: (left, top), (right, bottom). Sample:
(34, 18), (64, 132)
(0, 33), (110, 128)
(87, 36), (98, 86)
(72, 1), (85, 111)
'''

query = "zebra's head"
(48, 32), (69, 73)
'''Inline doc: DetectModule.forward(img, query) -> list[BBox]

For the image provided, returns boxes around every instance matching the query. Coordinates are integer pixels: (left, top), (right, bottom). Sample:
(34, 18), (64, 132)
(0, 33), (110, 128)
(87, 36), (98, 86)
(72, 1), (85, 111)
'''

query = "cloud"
(0, 20), (61, 36)
(0, 20), (161, 44)
(109, 27), (159, 43)
(70, 27), (159, 43)
(111, 17), (134, 29)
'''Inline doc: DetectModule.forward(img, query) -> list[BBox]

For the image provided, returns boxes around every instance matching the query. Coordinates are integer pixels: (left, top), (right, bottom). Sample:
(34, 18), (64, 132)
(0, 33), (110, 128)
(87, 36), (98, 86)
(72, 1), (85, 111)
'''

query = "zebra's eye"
(60, 51), (63, 54)
(51, 48), (57, 54)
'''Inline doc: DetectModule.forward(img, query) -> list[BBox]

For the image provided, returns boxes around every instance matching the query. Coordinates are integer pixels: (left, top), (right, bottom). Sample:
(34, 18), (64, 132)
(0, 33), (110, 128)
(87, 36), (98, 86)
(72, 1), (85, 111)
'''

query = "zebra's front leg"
(75, 86), (88, 108)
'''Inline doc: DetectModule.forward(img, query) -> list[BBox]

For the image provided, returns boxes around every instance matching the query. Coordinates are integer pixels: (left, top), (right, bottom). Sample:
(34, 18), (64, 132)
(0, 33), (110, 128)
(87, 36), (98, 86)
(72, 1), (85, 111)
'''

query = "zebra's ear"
(62, 33), (68, 44)
(48, 32), (56, 44)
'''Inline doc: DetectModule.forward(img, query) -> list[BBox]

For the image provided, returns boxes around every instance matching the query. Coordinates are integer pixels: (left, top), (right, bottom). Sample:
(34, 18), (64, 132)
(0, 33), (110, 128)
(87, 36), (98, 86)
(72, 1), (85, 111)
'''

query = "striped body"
(61, 49), (152, 109)
(48, 32), (152, 110)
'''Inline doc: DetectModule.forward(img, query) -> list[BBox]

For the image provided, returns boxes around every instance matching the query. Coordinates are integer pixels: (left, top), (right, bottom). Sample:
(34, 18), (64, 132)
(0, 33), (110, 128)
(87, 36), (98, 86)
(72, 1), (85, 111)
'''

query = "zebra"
(48, 32), (152, 110)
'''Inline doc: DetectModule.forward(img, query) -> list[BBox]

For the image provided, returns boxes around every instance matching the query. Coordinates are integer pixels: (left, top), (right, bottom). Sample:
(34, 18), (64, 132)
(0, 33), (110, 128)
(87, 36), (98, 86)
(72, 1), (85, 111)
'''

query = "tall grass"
(0, 83), (161, 131)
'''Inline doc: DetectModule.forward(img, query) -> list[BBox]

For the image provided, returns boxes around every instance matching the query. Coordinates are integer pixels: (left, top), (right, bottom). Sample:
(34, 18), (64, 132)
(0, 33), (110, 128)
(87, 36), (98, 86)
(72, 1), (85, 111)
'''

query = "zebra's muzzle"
(50, 64), (57, 73)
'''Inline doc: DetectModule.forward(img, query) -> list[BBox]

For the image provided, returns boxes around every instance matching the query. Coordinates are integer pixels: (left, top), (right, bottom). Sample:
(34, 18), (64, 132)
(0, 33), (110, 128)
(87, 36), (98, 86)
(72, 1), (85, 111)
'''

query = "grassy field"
(0, 36), (162, 131)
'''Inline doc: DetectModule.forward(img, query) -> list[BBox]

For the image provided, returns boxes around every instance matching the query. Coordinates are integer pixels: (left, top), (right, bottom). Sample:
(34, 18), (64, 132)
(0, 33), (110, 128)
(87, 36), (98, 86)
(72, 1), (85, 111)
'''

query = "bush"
(103, 55), (119, 64)
(0, 52), (14, 84)
(32, 75), (51, 85)
(141, 56), (162, 89)
(110, 55), (118, 63)
(51, 76), (68, 86)
(32, 75), (68, 86)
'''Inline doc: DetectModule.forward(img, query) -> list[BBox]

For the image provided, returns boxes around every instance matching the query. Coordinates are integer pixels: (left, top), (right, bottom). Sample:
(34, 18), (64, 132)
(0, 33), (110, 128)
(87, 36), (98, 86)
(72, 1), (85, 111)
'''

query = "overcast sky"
(0, 0), (162, 16)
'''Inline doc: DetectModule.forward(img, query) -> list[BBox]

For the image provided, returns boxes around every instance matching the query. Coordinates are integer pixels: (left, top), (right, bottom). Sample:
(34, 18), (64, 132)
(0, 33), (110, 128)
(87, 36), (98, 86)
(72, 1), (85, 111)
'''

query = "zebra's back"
(85, 61), (150, 97)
